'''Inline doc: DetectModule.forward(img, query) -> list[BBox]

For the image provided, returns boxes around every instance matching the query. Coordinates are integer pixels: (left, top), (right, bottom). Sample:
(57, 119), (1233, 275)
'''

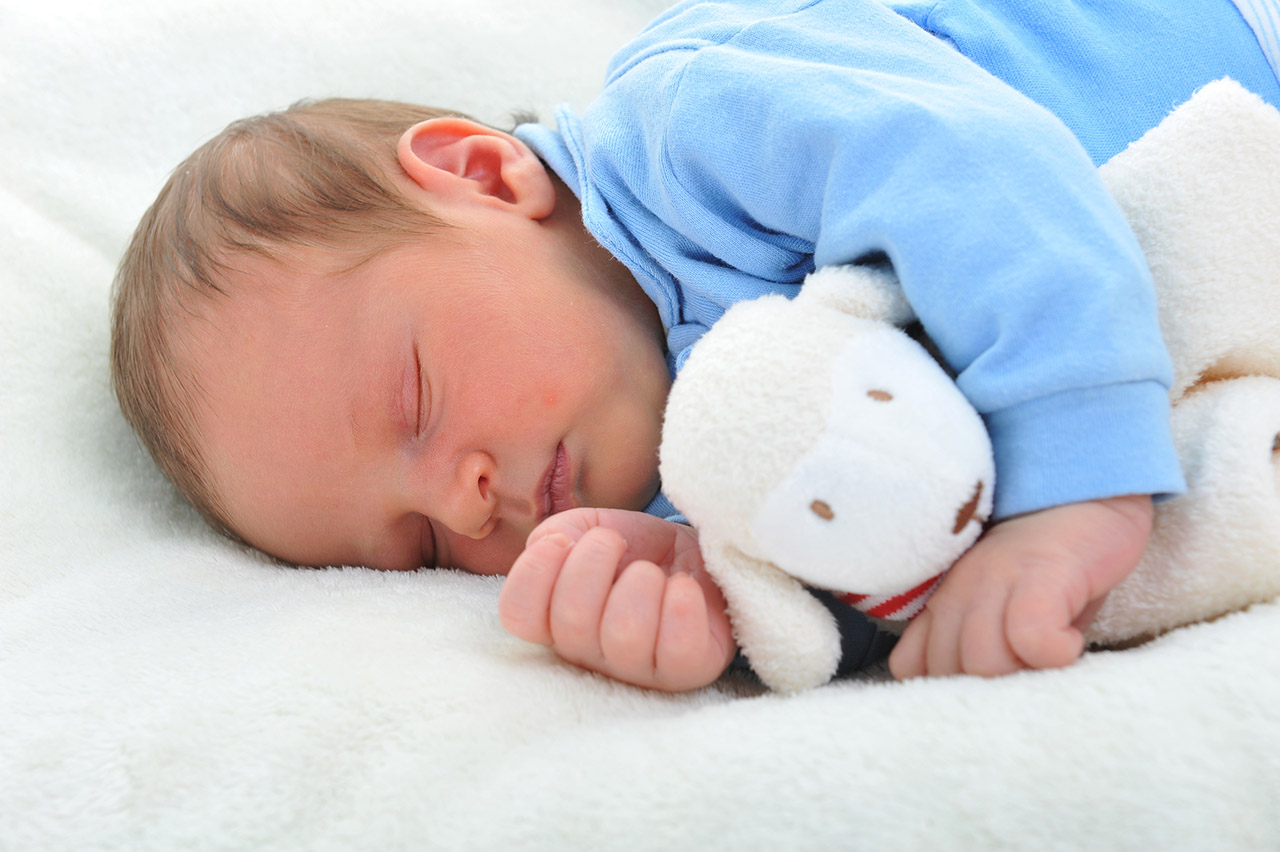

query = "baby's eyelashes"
(407, 346), (424, 438)
(396, 344), (431, 440)
(412, 345), (431, 438)
(398, 354), (419, 437)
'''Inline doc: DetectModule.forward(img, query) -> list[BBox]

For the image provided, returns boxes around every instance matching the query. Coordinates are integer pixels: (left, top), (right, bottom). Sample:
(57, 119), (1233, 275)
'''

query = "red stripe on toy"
(839, 574), (944, 621)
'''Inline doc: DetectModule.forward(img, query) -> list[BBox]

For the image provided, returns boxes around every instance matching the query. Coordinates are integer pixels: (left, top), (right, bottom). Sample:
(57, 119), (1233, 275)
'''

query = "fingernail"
(543, 533), (573, 549)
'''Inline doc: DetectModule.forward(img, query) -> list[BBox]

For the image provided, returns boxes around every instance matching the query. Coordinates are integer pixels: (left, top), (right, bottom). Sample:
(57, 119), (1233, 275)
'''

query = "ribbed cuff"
(984, 380), (1187, 519)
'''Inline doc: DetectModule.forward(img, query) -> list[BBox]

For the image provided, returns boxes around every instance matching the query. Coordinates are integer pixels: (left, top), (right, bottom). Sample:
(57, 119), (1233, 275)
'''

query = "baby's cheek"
(582, 417), (658, 511)
(475, 385), (557, 423)
(449, 523), (531, 576)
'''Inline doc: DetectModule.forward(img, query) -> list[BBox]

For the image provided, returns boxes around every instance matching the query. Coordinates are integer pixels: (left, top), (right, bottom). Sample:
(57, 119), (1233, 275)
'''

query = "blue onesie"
(514, 0), (1280, 675)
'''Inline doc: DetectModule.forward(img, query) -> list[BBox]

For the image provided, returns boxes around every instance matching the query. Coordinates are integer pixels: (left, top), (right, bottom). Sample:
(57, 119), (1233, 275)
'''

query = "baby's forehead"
(207, 243), (370, 305)
(179, 233), (426, 373)
(166, 254), (310, 366)
(188, 240), (391, 341)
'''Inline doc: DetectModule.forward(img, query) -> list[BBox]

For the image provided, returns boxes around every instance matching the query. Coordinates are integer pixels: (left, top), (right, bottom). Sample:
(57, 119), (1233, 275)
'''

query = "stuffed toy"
(659, 79), (1280, 692)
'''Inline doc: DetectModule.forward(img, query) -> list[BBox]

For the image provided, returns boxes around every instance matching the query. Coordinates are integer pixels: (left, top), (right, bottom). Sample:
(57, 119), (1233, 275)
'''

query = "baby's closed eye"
(410, 346), (427, 437)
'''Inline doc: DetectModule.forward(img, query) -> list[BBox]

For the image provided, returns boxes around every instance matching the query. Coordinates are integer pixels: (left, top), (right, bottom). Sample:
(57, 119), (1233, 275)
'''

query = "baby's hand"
(498, 508), (736, 692)
(889, 495), (1153, 679)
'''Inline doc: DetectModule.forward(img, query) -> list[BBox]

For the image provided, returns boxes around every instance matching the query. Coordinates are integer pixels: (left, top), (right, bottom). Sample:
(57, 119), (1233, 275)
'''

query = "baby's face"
(189, 203), (669, 575)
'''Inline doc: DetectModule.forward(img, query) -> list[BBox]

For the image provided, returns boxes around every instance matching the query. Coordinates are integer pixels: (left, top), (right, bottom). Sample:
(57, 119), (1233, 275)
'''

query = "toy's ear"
(698, 536), (843, 692)
(799, 263), (915, 326)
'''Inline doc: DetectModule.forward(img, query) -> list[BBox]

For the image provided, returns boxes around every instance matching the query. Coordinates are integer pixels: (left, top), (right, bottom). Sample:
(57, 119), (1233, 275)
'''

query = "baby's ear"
(397, 118), (555, 218)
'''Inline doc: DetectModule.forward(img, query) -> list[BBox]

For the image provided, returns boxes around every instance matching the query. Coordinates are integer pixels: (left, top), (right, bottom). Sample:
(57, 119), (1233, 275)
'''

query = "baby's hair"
(110, 97), (474, 535)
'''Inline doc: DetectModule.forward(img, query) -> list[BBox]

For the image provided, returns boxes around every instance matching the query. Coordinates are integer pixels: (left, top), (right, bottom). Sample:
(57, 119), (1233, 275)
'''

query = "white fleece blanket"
(1, 1), (1278, 849)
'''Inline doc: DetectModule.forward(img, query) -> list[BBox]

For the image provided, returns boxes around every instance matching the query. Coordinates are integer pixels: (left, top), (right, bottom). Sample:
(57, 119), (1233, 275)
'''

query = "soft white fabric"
(1, 2), (1279, 849)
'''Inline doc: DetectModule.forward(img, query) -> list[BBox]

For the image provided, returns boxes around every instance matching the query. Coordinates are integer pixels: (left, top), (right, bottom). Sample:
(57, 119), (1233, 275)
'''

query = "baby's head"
(111, 98), (670, 575)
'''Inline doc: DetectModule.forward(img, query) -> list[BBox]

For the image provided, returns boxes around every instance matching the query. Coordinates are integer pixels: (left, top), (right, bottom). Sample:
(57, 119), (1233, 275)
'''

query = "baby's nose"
(438, 450), (497, 539)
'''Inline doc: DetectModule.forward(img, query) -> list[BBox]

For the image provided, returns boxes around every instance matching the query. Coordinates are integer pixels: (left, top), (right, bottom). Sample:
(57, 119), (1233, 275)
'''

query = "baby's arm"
(889, 494), (1152, 679)
(498, 508), (736, 692)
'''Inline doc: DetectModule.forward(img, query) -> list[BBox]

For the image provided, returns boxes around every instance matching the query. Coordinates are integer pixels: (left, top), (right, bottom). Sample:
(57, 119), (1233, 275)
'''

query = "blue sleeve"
(596, 0), (1186, 518)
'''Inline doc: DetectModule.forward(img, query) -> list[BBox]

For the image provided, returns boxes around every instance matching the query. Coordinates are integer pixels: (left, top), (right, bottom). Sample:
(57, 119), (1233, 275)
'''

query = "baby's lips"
(548, 442), (578, 515)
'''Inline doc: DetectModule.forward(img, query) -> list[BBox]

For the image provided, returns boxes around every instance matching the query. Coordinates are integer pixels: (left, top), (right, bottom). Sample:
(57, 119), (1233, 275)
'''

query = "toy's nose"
(809, 500), (835, 520)
(953, 481), (985, 534)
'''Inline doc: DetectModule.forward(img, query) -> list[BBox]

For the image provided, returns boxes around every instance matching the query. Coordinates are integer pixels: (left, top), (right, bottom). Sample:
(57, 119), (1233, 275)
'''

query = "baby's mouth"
(541, 442), (577, 520)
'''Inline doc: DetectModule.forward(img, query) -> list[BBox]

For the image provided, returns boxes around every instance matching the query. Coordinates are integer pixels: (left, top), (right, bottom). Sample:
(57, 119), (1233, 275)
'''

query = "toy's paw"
(749, 322), (993, 598)
(1089, 376), (1280, 643)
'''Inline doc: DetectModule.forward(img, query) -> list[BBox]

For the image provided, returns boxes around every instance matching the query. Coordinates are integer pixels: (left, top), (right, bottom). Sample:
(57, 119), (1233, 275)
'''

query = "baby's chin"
(616, 473), (663, 515)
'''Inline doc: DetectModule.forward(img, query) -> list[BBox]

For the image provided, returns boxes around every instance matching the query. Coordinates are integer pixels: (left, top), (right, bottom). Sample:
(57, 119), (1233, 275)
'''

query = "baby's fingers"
(888, 612), (929, 680)
(958, 596), (1023, 677)
(653, 572), (722, 692)
(1005, 569), (1087, 670)
(498, 532), (575, 645)
(547, 526), (629, 666)
(598, 561), (666, 681)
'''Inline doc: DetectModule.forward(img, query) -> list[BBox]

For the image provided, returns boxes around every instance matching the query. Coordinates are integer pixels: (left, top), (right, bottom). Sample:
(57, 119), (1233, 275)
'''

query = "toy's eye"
(810, 499), (834, 520)
(867, 390), (893, 402)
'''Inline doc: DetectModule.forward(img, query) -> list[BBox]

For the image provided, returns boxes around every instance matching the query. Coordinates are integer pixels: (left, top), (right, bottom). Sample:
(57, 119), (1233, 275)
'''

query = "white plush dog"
(660, 80), (1280, 692)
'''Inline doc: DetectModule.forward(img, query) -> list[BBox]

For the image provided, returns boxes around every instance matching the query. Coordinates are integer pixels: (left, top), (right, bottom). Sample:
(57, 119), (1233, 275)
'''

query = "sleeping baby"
(110, 0), (1280, 690)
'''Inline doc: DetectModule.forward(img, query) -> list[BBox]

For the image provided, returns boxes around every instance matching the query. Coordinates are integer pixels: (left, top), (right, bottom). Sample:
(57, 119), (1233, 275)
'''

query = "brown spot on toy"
(1274, 433), (1279, 453)
(867, 390), (893, 401)
(953, 481), (984, 534)
(810, 500), (835, 521)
